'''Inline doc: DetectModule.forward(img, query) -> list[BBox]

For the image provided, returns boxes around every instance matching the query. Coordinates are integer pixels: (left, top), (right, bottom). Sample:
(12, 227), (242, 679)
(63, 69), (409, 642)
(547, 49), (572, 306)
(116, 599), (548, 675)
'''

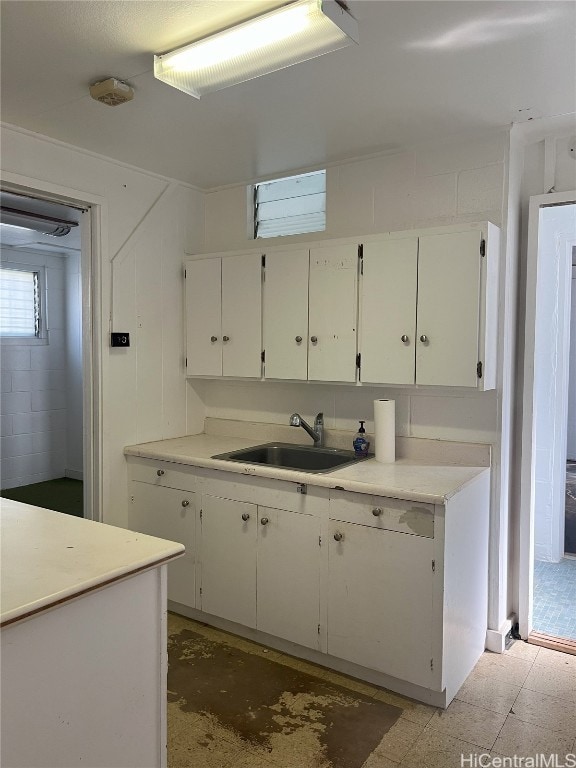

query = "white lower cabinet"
(327, 520), (434, 689)
(127, 457), (490, 707)
(257, 506), (321, 650)
(129, 482), (197, 607)
(200, 495), (321, 649)
(200, 495), (257, 628)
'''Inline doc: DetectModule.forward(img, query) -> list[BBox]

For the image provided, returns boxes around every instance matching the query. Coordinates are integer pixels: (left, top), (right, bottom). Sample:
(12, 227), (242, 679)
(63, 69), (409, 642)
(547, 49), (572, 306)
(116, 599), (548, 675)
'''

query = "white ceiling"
(1, 1), (575, 190)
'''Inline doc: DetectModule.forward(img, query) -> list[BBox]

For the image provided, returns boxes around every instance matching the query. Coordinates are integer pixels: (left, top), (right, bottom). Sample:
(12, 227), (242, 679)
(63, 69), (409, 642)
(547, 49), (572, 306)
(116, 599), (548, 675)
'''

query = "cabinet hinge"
(261, 350), (266, 363)
(184, 268), (187, 279)
(358, 244), (364, 274)
(477, 361), (483, 379)
(430, 658), (434, 671)
(261, 254), (266, 268)
(480, 239), (486, 257)
(185, 357), (188, 368)
(432, 559), (435, 573)
(200, 587), (202, 596)
(356, 353), (361, 371)
(200, 509), (203, 519)
(319, 535), (322, 546)
(318, 624), (321, 635)
(130, 495), (135, 504)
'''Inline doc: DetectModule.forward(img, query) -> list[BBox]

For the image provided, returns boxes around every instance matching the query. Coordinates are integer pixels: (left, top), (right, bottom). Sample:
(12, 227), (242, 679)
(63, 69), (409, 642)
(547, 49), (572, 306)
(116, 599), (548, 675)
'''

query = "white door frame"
(519, 190), (576, 638)
(1, 171), (105, 522)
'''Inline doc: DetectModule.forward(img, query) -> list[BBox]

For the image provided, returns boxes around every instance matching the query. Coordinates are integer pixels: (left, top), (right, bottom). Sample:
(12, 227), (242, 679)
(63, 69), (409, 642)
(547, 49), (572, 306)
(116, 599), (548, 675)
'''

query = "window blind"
(254, 170), (326, 238)
(0, 268), (40, 337)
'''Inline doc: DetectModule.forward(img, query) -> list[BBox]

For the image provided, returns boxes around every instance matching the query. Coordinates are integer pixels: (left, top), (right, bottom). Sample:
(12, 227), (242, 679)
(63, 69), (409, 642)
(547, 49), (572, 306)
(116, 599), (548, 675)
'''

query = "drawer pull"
(156, 469), (165, 477)
(241, 512), (250, 521)
(372, 507), (383, 517)
(181, 499), (189, 507)
(333, 531), (344, 542)
(260, 517), (269, 526)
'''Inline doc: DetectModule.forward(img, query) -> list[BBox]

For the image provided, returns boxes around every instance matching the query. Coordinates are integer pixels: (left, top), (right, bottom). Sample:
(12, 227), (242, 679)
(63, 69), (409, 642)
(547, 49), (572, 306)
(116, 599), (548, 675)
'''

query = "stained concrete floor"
(167, 614), (576, 768)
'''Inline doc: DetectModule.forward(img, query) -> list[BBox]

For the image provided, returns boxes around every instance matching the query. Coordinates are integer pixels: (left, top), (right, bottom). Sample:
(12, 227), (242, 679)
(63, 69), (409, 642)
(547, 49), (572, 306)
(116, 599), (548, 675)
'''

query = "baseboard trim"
(65, 469), (83, 481)
(485, 618), (514, 653)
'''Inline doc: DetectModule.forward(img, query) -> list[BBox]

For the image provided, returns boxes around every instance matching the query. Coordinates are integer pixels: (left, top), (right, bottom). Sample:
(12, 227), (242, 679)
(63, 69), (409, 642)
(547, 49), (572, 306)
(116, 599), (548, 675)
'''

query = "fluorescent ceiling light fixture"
(0, 207), (78, 237)
(154, 0), (358, 98)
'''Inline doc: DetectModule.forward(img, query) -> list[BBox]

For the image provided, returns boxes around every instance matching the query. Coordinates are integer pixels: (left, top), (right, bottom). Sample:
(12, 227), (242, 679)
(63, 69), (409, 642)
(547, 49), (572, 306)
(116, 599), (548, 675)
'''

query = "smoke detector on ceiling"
(89, 78), (134, 106)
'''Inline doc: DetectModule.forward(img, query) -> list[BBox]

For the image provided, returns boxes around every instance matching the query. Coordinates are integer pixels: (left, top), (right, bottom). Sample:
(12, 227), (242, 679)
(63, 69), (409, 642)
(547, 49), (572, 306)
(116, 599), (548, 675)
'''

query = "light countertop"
(0, 500), (184, 628)
(124, 433), (489, 504)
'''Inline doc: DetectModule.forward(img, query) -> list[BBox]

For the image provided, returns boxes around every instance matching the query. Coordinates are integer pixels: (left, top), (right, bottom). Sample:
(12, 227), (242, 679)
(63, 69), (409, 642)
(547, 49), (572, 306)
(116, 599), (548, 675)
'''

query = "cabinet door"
(129, 483), (196, 606)
(185, 259), (222, 376)
(257, 507), (321, 650)
(221, 253), (262, 378)
(327, 520), (434, 689)
(200, 495), (257, 627)
(263, 250), (309, 380)
(416, 231), (482, 387)
(308, 245), (358, 382)
(360, 238), (418, 384)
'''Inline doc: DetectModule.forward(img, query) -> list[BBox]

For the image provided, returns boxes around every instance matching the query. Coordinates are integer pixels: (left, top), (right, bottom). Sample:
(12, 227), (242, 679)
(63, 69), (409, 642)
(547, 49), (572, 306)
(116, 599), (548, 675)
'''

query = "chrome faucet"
(289, 412), (324, 448)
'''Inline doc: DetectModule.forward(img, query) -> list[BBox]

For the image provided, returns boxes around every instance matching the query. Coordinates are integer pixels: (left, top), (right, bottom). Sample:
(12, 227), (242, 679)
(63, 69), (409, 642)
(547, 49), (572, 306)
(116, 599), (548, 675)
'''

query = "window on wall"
(0, 266), (43, 339)
(253, 170), (326, 239)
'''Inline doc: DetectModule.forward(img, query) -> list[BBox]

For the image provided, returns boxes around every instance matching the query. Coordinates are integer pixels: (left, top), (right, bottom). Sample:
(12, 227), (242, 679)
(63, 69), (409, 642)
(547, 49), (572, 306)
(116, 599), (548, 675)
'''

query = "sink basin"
(212, 443), (369, 473)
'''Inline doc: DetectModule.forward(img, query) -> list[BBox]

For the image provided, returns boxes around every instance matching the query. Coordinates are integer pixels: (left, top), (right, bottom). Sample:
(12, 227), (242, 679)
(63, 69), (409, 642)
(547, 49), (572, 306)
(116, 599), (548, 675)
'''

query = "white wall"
(64, 251), (83, 479)
(568, 260), (576, 461)
(1, 124), (205, 526)
(533, 204), (576, 562)
(1, 248), (67, 488)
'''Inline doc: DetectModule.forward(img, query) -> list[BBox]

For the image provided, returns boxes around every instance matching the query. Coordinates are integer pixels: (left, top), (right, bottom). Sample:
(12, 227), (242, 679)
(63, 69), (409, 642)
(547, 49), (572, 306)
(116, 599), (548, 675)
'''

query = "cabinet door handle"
(260, 517), (269, 526)
(210, 335), (218, 342)
(310, 335), (318, 344)
(156, 469), (165, 477)
(223, 335), (230, 342)
(181, 499), (190, 507)
(420, 335), (428, 343)
(372, 507), (383, 517)
(333, 531), (344, 542)
(295, 336), (303, 343)
(241, 512), (250, 521)
(401, 335), (409, 344)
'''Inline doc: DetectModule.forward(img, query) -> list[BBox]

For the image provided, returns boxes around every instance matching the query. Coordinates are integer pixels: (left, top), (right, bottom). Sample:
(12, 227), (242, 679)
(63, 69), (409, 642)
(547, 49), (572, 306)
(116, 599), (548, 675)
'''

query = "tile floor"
(533, 557), (576, 640)
(168, 614), (576, 768)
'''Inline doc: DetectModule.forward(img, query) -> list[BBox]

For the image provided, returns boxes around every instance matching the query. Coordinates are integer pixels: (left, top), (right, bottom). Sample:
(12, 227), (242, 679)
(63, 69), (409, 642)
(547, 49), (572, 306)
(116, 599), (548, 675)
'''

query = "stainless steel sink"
(212, 442), (370, 473)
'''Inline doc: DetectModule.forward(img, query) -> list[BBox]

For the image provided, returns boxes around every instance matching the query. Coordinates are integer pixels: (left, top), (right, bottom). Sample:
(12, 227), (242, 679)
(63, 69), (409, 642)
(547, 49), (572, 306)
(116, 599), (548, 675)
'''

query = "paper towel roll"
(374, 399), (395, 463)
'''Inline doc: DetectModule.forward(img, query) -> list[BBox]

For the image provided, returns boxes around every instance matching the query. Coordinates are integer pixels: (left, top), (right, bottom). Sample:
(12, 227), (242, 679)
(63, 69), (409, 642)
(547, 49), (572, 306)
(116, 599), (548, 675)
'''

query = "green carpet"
(1, 478), (83, 517)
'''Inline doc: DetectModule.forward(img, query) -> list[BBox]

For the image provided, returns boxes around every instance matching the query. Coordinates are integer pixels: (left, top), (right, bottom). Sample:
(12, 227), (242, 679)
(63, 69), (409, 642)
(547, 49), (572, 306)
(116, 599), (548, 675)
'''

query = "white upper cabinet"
(416, 229), (494, 389)
(308, 244), (359, 383)
(221, 253), (262, 377)
(185, 258), (222, 377)
(185, 253), (262, 378)
(263, 249), (309, 380)
(360, 238), (418, 385)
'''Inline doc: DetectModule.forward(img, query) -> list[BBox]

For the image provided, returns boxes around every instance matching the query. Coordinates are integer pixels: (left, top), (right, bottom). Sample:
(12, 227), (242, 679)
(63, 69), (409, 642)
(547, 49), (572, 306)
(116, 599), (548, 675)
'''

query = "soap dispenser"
(353, 420), (370, 457)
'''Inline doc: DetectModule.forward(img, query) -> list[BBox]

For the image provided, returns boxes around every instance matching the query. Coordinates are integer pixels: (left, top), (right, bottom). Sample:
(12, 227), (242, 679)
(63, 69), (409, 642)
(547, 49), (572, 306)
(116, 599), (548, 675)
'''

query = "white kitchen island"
(0, 499), (184, 768)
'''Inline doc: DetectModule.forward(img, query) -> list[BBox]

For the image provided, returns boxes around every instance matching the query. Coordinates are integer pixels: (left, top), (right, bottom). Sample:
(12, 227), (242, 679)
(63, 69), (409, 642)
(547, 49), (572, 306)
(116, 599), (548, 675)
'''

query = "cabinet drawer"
(128, 457), (197, 493)
(329, 490), (434, 538)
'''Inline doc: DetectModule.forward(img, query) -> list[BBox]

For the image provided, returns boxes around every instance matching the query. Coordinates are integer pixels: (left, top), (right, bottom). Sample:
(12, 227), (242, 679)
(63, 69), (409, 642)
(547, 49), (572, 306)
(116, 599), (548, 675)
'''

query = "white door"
(360, 238), (418, 384)
(416, 231), (482, 387)
(221, 253), (262, 378)
(263, 250), (309, 380)
(308, 244), (358, 382)
(257, 506), (321, 650)
(200, 495), (257, 627)
(327, 521), (434, 688)
(185, 259), (222, 376)
(129, 483), (196, 606)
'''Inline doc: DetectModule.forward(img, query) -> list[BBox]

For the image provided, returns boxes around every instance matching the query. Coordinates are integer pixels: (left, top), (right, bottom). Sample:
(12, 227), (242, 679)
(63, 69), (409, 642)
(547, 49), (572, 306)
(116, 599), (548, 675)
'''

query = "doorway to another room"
(0, 190), (86, 518)
(521, 196), (576, 652)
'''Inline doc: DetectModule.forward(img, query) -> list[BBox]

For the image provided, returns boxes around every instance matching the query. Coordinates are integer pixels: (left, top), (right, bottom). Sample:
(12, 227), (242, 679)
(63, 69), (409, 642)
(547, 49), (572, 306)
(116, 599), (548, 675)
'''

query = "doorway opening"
(0, 188), (93, 519)
(520, 194), (576, 652)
